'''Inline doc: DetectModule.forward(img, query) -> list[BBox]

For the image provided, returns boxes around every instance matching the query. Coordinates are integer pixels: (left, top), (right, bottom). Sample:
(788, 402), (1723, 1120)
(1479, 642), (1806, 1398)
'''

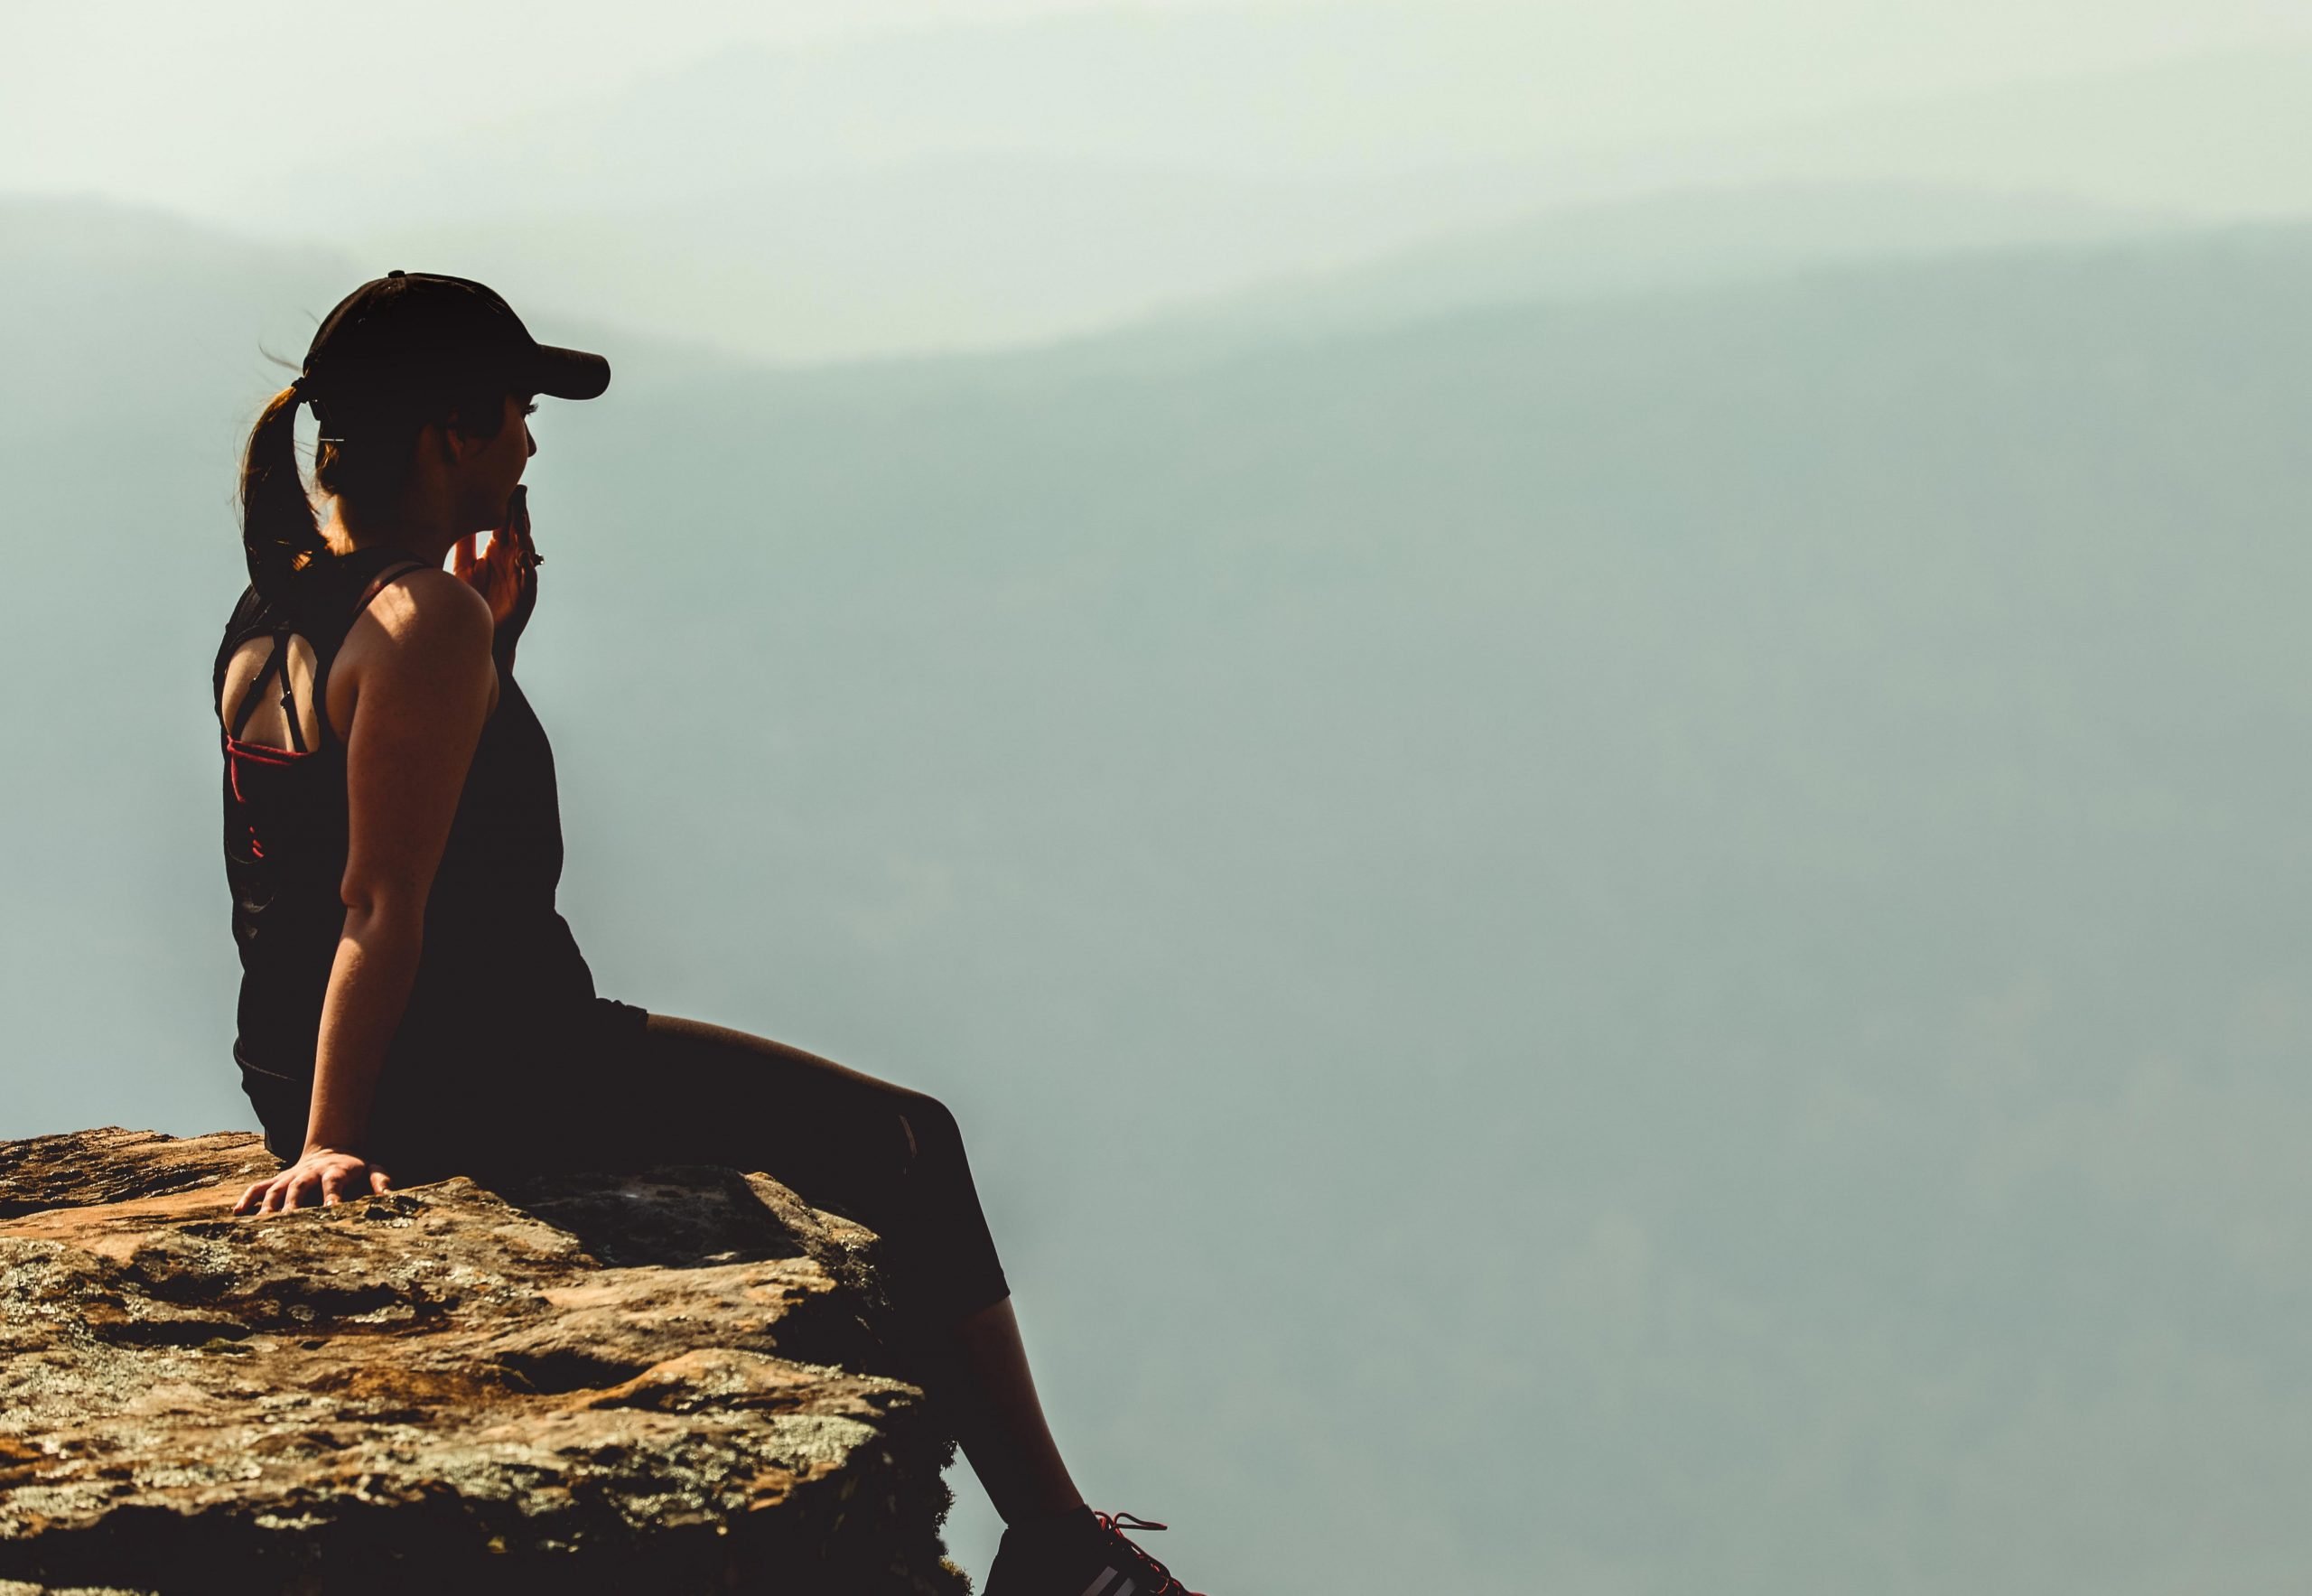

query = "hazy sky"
(8, 0), (2309, 212)
(7, 0), (1309, 201)
(10, 4), (2312, 1591)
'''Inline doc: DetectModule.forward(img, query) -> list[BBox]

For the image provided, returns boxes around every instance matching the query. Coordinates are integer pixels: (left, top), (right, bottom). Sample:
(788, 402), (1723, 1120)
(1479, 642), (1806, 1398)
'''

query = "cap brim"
(526, 343), (611, 401)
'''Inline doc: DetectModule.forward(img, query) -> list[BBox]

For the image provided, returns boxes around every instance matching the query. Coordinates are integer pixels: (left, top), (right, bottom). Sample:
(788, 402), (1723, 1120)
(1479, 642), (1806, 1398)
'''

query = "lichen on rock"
(0, 1129), (966, 1595)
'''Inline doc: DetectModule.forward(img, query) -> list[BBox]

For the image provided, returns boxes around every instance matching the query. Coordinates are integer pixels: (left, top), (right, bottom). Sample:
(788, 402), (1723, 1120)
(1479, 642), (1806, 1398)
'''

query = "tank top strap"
(350, 556), (435, 614)
(226, 634), (293, 742)
(309, 555), (437, 747)
(228, 629), (291, 735)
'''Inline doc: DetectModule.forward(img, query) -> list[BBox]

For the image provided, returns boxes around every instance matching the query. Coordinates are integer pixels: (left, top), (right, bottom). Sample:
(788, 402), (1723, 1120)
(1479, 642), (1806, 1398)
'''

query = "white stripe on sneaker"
(1079, 1572), (1119, 1596)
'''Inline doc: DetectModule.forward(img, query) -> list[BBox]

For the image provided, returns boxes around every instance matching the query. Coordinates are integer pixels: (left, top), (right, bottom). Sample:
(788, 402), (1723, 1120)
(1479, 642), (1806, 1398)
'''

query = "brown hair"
(238, 382), (325, 599)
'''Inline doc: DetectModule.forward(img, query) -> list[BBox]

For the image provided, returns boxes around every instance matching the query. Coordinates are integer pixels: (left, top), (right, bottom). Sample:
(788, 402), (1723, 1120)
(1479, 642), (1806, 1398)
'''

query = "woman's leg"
(930, 1298), (1085, 1524)
(627, 1013), (1083, 1526)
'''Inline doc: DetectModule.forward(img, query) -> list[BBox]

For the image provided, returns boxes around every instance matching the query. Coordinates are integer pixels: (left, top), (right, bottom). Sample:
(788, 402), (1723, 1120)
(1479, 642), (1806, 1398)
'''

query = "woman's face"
(456, 392), (536, 531)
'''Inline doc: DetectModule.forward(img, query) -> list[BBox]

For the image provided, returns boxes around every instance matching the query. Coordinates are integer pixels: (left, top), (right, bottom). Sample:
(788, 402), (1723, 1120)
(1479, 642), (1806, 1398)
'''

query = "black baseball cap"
(300, 270), (610, 424)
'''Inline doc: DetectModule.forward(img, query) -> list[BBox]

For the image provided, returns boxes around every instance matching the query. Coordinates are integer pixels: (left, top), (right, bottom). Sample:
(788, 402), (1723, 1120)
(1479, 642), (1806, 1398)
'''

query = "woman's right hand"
(453, 485), (539, 667)
(233, 1147), (392, 1214)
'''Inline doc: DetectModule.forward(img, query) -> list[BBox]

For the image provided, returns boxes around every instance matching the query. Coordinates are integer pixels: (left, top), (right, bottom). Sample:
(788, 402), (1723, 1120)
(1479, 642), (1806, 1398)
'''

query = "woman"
(216, 271), (1204, 1596)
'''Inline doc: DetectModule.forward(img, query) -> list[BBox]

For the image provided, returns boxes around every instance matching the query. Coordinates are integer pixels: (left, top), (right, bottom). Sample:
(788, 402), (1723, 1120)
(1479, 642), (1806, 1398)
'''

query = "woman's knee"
(890, 1088), (965, 1172)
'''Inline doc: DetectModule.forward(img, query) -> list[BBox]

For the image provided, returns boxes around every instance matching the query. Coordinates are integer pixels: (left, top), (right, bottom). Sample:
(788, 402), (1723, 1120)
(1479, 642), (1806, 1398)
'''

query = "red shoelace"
(1094, 1511), (1206, 1596)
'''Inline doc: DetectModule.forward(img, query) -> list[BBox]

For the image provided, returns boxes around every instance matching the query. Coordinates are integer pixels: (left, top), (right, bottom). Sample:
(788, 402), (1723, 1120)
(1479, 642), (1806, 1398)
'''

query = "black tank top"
(215, 546), (603, 1105)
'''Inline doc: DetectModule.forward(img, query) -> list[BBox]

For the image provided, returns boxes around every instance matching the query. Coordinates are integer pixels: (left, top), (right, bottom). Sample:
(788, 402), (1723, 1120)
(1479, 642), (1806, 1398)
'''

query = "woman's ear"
(436, 413), (470, 461)
(437, 410), (490, 464)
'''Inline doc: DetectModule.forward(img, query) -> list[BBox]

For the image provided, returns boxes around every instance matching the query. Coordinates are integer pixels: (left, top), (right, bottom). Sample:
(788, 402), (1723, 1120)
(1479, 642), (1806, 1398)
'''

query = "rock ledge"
(0, 1128), (964, 1595)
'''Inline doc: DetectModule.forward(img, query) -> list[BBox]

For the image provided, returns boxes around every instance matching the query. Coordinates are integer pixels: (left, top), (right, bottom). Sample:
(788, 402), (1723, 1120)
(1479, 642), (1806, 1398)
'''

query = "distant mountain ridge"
(8, 182), (2211, 382)
(1033, 182), (2191, 375)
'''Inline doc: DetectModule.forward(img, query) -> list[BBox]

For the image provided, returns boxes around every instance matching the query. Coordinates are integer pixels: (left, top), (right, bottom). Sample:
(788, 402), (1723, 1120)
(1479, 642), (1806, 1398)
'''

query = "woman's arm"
(236, 569), (498, 1214)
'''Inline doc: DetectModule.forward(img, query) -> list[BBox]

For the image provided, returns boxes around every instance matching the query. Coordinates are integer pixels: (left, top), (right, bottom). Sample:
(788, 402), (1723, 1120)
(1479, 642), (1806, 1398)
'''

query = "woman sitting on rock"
(216, 271), (1203, 1596)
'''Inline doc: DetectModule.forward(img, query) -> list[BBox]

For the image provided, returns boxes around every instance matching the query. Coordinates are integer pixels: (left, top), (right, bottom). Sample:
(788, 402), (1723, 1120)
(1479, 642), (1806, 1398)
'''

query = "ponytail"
(240, 382), (325, 598)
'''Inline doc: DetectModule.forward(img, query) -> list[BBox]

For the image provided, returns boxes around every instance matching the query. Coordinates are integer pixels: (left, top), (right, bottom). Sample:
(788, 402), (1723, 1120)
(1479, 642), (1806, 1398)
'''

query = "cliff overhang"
(0, 1128), (965, 1595)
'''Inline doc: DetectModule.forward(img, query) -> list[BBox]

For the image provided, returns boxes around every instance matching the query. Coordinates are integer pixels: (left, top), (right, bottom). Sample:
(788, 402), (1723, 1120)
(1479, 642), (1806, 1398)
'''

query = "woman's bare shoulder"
(354, 565), (493, 648)
(328, 565), (496, 736)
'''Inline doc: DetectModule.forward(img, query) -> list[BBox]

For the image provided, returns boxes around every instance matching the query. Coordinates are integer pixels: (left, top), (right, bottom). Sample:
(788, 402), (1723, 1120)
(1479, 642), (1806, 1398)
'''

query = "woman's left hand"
(232, 1146), (393, 1215)
(454, 484), (539, 668)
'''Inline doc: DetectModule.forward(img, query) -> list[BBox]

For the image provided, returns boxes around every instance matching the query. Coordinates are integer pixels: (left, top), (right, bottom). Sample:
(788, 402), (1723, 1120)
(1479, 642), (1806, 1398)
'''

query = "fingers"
(236, 1172), (298, 1214)
(508, 490), (537, 563)
(462, 531), (530, 627)
(260, 1168), (321, 1214)
(238, 1158), (392, 1217)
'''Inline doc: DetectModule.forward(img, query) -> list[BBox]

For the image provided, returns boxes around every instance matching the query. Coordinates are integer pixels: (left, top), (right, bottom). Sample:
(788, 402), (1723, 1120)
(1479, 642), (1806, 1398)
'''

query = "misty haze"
(4, 5), (2309, 1591)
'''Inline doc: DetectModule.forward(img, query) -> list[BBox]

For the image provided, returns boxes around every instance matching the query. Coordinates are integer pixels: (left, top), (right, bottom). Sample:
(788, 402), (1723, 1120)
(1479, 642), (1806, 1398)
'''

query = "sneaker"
(982, 1506), (1207, 1596)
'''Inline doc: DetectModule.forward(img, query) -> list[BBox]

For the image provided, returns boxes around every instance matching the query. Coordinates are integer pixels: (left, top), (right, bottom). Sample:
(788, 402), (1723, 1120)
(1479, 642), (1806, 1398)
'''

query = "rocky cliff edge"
(0, 1128), (967, 1595)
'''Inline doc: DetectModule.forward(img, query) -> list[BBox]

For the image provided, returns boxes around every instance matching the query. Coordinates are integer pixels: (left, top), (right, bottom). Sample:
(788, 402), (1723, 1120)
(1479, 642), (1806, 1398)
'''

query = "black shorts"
(238, 997), (1009, 1329)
